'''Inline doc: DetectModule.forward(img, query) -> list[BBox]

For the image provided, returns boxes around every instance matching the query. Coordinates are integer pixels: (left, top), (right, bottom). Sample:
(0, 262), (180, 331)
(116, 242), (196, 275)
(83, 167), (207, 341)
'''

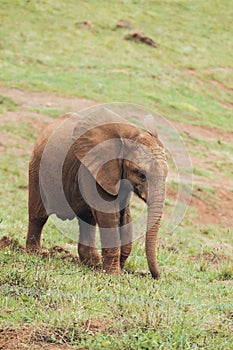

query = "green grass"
(0, 94), (17, 113)
(0, 142), (233, 348)
(0, 1), (233, 349)
(32, 107), (69, 118)
(0, 0), (233, 130)
(0, 226), (232, 349)
(1, 121), (37, 141)
(192, 168), (212, 178)
(181, 132), (233, 179)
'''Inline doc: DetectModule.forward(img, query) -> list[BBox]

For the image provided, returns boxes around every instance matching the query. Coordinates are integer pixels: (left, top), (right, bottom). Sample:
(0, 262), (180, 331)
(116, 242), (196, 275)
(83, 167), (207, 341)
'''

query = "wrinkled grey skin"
(26, 110), (167, 278)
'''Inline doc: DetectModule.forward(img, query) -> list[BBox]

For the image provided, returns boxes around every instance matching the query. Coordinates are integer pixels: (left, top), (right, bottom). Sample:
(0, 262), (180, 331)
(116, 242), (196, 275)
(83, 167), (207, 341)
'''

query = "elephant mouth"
(134, 188), (146, 203)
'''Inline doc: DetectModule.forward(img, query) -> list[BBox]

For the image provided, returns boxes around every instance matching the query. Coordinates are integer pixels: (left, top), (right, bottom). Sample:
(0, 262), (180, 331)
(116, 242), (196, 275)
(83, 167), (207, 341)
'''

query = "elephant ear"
(143, 114), (158, 138)
(73, 108), (140, 196)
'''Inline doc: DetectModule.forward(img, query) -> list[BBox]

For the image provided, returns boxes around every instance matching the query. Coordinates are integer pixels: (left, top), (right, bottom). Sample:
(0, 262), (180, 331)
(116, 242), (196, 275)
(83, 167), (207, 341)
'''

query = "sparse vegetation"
(32, 107), (71, 118)
(0, 95), (17, 114)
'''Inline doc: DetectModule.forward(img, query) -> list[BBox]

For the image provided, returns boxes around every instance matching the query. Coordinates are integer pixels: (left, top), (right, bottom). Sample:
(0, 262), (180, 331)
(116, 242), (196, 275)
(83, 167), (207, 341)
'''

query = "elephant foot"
(78, 243), (102, 268)
(26, 243), (41, 252)
(102, 266), (121, 275)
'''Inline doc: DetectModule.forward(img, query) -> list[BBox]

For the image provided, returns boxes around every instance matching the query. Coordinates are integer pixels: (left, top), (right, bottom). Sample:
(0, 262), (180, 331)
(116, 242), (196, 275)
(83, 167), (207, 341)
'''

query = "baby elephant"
(26, 108), (167, 278)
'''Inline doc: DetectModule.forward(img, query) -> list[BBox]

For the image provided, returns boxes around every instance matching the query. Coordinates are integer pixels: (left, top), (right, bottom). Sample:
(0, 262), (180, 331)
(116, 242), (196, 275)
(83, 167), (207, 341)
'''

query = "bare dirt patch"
(0, 110), (53, 132)
(49, 246), (79, 262)
(0, 236), (80, 263)
(166, 185), (233, 228)
(0, 325), (86, 350)
(186, 67), (233, 74)
(0, 88), (95, 156)
(203, 67), (233, 73)
(196, 186), (233, 227)
(0, 87), (95, 113)
(0, 236), (15, 249)
(211, 79), (233, 92)
(193, 251), (232, 266)
(84, 318), (110, 335)
(171, 120), (233, 143)
(0, 319), (111, 350)
(220, 101), (233, 110)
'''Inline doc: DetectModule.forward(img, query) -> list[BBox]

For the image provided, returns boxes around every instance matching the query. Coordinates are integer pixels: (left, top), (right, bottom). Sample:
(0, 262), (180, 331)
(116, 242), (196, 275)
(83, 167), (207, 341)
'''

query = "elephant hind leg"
(120, 242), (132, 269)
(78, 218), (101, 267)
(26, 217), (48, 251)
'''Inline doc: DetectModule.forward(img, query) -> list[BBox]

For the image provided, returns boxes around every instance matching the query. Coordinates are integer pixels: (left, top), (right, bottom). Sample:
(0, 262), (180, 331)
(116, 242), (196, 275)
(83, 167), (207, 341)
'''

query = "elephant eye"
(136, 171), (146, 181)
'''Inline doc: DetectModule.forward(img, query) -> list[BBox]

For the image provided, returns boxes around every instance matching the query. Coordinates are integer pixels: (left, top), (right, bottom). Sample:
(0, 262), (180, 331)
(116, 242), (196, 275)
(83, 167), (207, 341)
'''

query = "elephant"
(26, 108), (167, 279)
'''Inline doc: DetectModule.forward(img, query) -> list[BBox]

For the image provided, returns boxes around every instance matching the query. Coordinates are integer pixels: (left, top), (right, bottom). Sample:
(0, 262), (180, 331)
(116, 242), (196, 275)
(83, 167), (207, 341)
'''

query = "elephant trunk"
(146, 177), (166, 279)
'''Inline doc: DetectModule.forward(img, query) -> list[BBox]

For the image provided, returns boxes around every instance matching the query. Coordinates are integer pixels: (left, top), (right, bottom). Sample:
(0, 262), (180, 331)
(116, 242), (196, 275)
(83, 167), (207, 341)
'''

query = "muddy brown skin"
(26, 110), (167, 278)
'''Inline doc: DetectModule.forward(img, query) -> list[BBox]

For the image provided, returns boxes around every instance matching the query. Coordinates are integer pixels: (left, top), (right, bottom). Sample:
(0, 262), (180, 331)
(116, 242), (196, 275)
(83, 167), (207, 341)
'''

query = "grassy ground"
(0, 1), (233, 349)
(1, 0), (233, 130)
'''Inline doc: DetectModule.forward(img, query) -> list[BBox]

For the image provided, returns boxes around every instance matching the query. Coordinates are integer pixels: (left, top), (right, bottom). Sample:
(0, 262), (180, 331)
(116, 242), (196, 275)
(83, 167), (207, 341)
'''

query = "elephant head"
(73, 108), (167, 278)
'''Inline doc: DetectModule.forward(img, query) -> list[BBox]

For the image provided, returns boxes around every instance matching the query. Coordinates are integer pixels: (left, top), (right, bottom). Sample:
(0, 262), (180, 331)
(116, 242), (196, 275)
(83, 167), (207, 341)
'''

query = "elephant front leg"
(120, 206), (133, 269)
(101, 246), (121, 274)
(95, 212), (121, 275)
(78, 218), (101, 268)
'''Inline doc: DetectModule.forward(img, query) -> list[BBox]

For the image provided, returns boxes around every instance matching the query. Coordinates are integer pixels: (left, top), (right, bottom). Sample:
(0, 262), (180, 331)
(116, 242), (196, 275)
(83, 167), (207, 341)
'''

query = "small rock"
(75, 20), (93, 30)
(125, 30), (158, 48)
(116, 19), (133, 29)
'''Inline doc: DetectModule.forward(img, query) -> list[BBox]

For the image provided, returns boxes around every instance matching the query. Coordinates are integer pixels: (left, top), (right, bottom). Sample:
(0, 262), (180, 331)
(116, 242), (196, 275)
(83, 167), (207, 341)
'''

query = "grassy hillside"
(0, 1), (233, 349)
(0, 0), (232, 129)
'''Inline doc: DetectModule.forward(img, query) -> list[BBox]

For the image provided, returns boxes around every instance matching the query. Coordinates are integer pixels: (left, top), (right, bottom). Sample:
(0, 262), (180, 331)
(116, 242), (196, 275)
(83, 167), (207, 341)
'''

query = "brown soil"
(0, 86), (232, 229)
(193, 251), (232, 266)
(0, 87), (94, 113)
(192, 187), (233, 227)
(0, 318), (110, 350)
(166, 184), (233, 228)
(0, 236), (15, 249)
(171, 120), (233, 143)
(0, 237), (82, 266)
(0, 325), (87, 350)
(211, 79), (233, 92)
(186, 67), (233, 74)
(83, 318), (110, 334)
(49, 246), (80, 262)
